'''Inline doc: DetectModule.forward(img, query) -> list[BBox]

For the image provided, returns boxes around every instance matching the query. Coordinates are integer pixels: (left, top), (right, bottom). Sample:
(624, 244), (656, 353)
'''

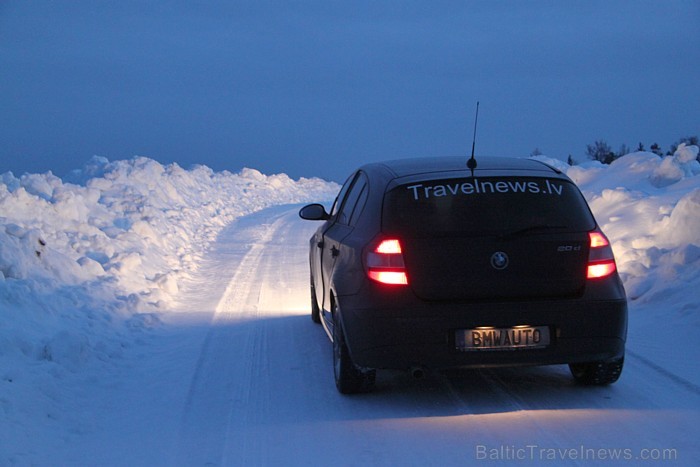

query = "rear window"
(382, 176), (595, 236)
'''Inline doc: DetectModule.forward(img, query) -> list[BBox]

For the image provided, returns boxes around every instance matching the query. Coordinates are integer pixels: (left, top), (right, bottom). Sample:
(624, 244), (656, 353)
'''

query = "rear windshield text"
(406, 178), (564, 201)
(383, 176), (595, 236)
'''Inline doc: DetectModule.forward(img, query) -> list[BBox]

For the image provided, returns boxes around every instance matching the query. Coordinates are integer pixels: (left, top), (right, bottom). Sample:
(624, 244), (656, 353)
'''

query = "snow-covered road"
(67, 204), (698, 466)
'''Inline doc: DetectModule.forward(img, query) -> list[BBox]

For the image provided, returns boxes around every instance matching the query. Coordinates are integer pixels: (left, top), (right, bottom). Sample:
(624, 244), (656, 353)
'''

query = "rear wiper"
(501, 224), (568, 239)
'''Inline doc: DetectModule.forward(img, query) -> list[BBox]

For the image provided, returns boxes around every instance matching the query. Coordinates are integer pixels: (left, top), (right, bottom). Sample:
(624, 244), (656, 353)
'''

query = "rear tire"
(569, 356), (624, 385)
(310, 274), (321, 324)
(332, 306), (375, 394)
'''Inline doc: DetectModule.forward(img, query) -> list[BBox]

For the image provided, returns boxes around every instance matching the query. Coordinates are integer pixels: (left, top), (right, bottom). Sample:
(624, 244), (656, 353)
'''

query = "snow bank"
(535, 146), (700, 305)
(0, 156), (338, 437)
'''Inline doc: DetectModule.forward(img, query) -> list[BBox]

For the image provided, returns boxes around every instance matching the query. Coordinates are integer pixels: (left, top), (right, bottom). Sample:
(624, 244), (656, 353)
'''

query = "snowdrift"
(535, 144), (700, 306)
(0, 156), (338, 383)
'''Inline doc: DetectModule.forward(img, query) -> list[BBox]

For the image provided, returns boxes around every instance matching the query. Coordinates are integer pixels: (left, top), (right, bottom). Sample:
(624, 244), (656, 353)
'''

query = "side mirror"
(299, 203), (330, 221)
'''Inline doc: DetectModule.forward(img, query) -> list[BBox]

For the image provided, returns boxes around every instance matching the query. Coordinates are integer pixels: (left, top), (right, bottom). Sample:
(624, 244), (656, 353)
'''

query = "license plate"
(455, 326), (550, 351)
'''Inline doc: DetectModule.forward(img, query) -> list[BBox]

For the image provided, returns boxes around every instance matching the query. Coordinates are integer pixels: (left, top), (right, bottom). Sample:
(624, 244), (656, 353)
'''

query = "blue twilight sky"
(1, 1), (698, 182)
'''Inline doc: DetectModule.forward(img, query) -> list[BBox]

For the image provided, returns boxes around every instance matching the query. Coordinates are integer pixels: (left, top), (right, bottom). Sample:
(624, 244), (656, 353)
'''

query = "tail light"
(587, 231), (617, 279)
(367, 238), (408, 285)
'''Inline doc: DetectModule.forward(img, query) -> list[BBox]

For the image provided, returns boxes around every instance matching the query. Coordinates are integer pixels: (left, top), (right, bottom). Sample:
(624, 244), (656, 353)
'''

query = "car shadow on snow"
(194, 311), (663, 425)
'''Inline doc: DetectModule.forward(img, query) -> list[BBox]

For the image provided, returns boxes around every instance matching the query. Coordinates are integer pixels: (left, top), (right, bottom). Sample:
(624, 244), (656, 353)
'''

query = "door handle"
(317, 241), (324, 249)
(330, 246), (340, 257)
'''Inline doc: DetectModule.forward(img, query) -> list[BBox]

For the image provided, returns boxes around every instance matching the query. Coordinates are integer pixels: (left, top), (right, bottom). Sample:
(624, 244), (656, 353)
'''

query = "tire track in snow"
(439, 368), (573, 451)
(174, 207), (292, 467)
(626, 349), (700, 396)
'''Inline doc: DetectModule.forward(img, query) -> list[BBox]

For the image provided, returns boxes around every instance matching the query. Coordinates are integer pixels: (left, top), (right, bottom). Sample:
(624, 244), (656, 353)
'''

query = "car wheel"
(310, 274), (321, 324)
(332, 306), (375, 394)
(569, 356), (624, 385)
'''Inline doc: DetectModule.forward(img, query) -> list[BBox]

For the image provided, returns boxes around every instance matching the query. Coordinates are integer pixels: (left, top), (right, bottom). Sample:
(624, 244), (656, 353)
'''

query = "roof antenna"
(467, 101), (479, 176)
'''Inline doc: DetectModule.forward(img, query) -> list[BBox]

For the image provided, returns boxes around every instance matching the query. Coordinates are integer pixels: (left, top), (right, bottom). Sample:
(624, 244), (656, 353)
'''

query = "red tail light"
(367, 239), (408, 285)
(375, 239), (402, 254)
(587, 261), (617, 279)
(587, 231), (617, 279)
(589, 231), (609, 248)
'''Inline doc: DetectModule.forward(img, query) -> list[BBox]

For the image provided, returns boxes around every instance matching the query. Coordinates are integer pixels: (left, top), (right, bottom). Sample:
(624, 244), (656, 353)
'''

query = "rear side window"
(337, 173), (368, 226)
(331, 173), (356, 217)
(382, 176), (595, 236)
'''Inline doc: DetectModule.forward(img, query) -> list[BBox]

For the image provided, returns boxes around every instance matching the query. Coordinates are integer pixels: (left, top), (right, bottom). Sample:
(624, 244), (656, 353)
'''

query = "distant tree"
(617, 144), (631, 159)
(683, 135), (699, 146)
(637, 142), (645, 152)
(530, 148), (543, 157)
(586, 140), (614, 164)
(669, 136), (699, 155)
(650, 143), (664, 157)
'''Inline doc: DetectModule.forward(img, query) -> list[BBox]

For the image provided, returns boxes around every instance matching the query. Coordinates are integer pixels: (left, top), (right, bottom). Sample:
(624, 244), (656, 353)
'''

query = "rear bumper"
(338, 288), (627, 371)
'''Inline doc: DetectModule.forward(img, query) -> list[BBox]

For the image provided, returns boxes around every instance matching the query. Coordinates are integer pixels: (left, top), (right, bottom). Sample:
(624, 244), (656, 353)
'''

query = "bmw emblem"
(490, 251), (509, 270)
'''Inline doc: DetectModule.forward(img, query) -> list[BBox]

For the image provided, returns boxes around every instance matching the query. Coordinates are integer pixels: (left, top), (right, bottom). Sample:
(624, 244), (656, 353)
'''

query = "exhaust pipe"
(410, 366), (426, 379)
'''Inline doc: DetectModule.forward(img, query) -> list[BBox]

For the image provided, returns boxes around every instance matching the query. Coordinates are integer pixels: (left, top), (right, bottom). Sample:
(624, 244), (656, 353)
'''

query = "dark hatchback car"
(300, 157), (627, 394)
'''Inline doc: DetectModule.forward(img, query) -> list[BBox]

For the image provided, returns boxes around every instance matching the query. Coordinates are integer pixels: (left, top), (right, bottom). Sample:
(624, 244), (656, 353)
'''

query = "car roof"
(358, 157), (569, 189)
(366, 156), (561, 178)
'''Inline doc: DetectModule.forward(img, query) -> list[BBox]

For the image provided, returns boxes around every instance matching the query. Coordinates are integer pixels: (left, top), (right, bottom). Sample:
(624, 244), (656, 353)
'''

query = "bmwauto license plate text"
(456, 326), (550, 351)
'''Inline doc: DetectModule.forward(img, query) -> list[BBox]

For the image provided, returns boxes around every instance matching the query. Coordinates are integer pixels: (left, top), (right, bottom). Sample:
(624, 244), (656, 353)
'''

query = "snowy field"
(1, 148), (699, 465)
